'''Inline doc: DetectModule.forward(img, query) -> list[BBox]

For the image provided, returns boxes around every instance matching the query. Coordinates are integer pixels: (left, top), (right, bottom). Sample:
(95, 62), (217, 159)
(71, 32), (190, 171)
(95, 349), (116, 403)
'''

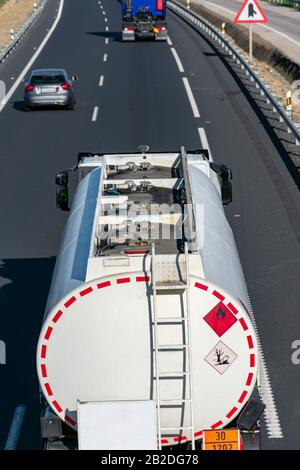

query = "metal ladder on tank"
(151, 242), (196, 450)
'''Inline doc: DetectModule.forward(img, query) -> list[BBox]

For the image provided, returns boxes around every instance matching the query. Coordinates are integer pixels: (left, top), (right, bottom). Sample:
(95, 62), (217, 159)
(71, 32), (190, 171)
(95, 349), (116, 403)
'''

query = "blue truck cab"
(121, 0), (168, 41)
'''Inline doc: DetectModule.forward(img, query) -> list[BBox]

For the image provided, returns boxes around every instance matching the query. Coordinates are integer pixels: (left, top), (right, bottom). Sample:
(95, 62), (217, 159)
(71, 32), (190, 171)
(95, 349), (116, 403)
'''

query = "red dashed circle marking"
(211, 420), (223, 429)
(65, 415), (77, 426)
(136, 276), (150, 282)
(52, 400), (63, 413)
(247, 335), (254, 349)
(97, 280), (111, 289)
(45, 383), (53, 397)
(194, 282), (208, 291)
(227, 302), (238, 315)
(239, 317), (248, 331)
(39, 274), (257, 443)
(41, 364), (47, 378)
(212, 290), (225, 301)
(116, 277), (131, 284)
(226, 406), (238, 419)
(79, 287), (93, 297)
(41, 345), (47, 359)
(246, 372), (253, 387)
(64, 296), (76, 308)
(44, 326), (53, 341)
(238, 390), (248, 404)
(52, 310), (63, 324)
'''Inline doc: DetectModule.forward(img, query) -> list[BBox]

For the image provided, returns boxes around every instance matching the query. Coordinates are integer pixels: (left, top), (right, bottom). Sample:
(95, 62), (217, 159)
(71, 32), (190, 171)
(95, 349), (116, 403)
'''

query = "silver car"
(24, 69), (76, 111)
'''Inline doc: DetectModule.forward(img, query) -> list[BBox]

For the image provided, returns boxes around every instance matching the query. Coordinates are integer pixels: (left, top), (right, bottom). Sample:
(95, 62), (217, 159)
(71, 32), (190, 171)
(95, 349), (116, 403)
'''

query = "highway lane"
(192, 0), (300, 65)
(0, 0), (299, 449)
(168, 8), (300, 448)
(0, 0), (200, 449)
(0, 0), (115, 449)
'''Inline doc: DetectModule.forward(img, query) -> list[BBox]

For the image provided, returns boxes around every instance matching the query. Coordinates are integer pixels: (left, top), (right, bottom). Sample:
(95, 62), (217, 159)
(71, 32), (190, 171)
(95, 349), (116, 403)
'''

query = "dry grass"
(0, 0), (40, 50)
(251, 59), (300, 122)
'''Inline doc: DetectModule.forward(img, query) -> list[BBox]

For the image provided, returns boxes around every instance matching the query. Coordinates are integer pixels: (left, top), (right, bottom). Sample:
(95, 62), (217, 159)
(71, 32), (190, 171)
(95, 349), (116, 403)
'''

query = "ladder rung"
(153, 284), (187, 291)
(158, 371), (191, 377)
(156, 317), (189, 322)
(161, 426), (194, 431)
(158, 344), (190, 349)
(159, 399), (192, 403)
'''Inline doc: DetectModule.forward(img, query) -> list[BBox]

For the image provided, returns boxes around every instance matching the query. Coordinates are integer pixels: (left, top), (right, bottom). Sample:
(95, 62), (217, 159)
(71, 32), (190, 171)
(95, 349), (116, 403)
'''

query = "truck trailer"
(121, 0), (168, 41)
(37, 147), (264, 450)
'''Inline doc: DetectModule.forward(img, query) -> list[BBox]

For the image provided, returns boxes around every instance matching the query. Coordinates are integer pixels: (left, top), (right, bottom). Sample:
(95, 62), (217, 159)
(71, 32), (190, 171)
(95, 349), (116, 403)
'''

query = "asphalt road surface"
(0, 0), (299, 450)
(194, 0), (300, 65)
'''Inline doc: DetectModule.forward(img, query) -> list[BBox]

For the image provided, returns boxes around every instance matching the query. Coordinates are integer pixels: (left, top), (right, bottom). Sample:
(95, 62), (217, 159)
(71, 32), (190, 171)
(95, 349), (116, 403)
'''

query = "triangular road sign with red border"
(234, 0), (268, 24)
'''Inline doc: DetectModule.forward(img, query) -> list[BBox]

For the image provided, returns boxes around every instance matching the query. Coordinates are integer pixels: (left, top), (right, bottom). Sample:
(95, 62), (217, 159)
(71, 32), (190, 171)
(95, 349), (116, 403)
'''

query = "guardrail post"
(286, 90), (292, 118)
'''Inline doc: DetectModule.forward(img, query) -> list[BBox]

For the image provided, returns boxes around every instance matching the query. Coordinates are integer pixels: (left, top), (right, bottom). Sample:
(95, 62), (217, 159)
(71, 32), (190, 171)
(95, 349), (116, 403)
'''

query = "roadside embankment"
(0, 0), (41, 50)
(177, 0), (300, 121)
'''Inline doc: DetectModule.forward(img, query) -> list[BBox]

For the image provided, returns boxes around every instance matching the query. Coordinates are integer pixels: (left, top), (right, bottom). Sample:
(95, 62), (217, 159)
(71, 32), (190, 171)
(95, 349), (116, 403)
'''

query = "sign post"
(234, 0), (268, 63)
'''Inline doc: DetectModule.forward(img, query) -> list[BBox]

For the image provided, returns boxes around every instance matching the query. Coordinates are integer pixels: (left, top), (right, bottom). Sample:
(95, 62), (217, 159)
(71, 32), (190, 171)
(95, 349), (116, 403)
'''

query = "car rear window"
(31, 75), (66, 85)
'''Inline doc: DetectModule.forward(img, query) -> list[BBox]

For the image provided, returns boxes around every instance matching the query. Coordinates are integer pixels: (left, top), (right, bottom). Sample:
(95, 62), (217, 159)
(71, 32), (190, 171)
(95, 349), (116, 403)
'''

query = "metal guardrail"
(265, 0), (300, 10)
(0, 0), (48, 65)
(168, 0), (300, 147)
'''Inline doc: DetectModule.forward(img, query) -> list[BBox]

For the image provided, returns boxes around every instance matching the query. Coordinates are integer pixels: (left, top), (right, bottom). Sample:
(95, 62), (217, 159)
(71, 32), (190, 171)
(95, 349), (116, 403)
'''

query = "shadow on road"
(86, 31), (123, 42)
(12, 101), (28, 113)
(0, 257), (55, 449)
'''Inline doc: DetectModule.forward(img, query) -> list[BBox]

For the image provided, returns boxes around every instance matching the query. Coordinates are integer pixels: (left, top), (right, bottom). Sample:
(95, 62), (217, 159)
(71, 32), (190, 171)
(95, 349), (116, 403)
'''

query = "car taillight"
(61, 82), (71, 90)
(124, 27), (134, 31)
(25, 84), (34, 92)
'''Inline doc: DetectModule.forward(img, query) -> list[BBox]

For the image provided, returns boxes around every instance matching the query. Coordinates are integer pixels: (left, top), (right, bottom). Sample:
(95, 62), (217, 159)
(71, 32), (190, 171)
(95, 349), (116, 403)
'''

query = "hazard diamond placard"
(234, 0), (268, 24)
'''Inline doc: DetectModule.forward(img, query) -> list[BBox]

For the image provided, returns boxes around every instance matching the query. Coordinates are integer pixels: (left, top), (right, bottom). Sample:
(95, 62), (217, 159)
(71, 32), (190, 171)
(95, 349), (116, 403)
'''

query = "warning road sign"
(234, 0), (268, 24)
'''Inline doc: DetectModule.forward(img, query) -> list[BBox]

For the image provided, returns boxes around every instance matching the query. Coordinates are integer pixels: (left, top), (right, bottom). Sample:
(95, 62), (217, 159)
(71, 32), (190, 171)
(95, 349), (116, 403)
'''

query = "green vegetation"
(0, 0), (8, 7)
(264, 0), (300, 10)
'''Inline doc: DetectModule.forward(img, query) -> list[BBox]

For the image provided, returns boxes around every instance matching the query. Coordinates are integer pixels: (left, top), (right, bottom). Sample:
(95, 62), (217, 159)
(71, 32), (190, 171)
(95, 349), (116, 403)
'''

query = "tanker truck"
(37, 147), (265, 450)
(121, 0), (167, 41)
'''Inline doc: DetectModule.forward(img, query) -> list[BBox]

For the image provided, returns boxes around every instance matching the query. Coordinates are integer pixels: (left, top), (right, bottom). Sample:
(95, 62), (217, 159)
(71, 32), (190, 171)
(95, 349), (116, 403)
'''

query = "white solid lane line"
(0, 0), (65, 113)
(103, 53), (108, 62)
(182, 77), (200, 118)
(170, 47), (184, 73)
(167, 36), (173, 46)
(198, 128), (213, 161)
(92, 106), (99, 122)
(99, 75), (104, 87)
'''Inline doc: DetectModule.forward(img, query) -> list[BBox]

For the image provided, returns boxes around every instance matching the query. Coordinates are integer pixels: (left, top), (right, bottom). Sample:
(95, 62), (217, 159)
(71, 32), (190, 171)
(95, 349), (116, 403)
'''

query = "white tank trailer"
(37, 147), (264, 450)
